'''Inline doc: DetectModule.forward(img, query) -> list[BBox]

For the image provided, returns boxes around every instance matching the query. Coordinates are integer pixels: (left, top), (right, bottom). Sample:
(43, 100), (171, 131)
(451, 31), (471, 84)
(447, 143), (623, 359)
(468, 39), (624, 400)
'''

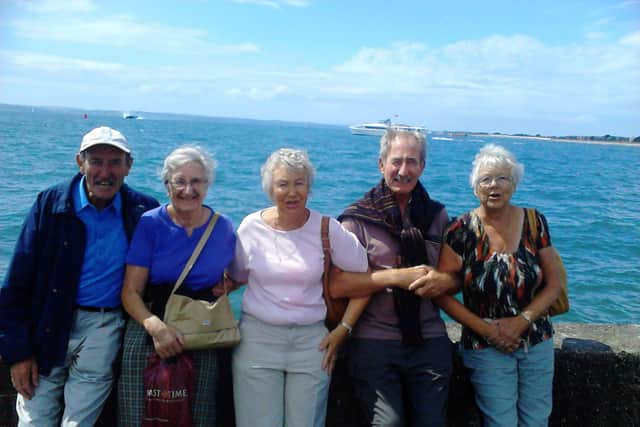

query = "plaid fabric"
(117, 318), (218, 427)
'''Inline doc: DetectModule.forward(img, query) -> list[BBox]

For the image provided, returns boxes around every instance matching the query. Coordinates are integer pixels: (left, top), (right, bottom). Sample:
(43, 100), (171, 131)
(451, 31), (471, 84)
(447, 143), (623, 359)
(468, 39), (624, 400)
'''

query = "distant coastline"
(1, 102), (638, 147)
(428, 130), (640, 147)
(469, 133), (640, 147)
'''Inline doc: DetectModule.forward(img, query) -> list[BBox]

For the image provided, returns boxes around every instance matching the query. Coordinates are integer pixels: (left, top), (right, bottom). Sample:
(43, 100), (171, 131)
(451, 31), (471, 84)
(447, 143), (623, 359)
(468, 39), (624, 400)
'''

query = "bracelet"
(519, 310), (534, 325)
(339, 320), (353, 335)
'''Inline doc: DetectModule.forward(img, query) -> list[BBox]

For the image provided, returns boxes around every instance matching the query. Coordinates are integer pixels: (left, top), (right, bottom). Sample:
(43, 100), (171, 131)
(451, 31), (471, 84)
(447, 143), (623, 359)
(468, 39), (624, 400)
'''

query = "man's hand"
(10, 358), (39, 400)
(408, 270), (458, 298)
(391, 265), (432, 290)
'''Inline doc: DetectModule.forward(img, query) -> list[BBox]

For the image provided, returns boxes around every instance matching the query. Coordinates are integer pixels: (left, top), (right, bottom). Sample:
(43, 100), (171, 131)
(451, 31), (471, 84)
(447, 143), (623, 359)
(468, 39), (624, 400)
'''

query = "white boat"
(349, 119), (426, 136)
(122, 111), (140, 119)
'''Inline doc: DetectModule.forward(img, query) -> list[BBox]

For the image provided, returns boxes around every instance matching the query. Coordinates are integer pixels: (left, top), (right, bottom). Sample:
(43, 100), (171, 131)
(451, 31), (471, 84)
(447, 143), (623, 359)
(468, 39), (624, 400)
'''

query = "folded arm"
(525, 246), (564, 317)
(408, 267), (460, 298)
(495, 246), (565, 343)
(329, 264), (432, 299)
(432, 243), (519, 353)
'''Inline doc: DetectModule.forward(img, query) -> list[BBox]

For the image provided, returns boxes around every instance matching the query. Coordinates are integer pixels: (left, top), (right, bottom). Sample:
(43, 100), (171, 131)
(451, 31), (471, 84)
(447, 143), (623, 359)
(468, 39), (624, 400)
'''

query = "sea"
(1, 105), (638, 324)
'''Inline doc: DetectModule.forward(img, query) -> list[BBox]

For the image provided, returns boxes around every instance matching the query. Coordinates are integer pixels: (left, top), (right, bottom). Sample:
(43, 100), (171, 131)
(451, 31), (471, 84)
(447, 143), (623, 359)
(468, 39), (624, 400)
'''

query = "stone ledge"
(446, 322), (640, 354)
(446, 322), (640, 425)
(1, 323), (638, 426)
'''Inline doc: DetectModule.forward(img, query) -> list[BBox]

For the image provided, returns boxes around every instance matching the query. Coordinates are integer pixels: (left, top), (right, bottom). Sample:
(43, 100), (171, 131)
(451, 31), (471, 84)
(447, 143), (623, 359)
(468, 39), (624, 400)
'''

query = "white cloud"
(225, 85), (288, 100)
(332, 33), (640, 96)
(2, 22), (638, 134)
(619, 0), (640, 7)
(574, 114), (597, 123)
(233, 0), (279, 8)
(10, 15), (259, 56)
(585, 31), (606, 40)
(320, 32), (640, 132)
(232, 0), (309, 8)
(619, 31), (640, 46)
(219, 43), (261, 54)
(2, 50), (124, 73)
(441, 35), (545, 68)
(283, 0), (310, 6)
(335, 42), (432, 73)
(19, 0), (96, 13)
(594, 17), (615, 27)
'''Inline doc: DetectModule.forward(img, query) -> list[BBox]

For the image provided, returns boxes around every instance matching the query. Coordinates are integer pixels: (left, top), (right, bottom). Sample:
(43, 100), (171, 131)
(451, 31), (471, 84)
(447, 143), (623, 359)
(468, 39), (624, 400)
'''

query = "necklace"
(270, 208), (309, 231)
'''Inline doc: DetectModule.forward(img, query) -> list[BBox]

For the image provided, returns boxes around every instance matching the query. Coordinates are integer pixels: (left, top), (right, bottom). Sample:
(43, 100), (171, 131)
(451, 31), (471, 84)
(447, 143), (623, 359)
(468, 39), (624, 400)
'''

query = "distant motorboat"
(122, 112), (140, 119)
(349, 119), (426, 136)
(431, 136), (454, 141)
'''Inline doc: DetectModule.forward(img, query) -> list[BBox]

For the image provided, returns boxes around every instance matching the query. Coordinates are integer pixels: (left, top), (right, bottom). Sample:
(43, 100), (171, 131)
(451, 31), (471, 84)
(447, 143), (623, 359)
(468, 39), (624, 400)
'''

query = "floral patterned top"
(444, 208), (554, 350)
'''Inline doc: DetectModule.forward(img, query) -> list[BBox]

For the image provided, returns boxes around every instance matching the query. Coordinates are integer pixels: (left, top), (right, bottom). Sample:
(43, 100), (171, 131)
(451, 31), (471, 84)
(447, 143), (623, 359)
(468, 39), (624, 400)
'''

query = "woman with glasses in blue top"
(118, 145), (236, 427)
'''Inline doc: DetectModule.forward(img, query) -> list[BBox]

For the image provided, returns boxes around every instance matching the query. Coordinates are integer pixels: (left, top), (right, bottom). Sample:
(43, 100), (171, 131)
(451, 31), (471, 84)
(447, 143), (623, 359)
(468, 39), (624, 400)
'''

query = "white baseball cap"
(80, 126), (131, 154)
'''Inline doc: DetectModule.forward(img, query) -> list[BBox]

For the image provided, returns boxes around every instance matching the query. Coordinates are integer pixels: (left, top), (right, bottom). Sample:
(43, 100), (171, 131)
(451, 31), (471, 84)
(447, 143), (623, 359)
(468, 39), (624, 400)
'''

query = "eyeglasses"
(169, 177), (208, 191)
(478, 175), (513, 188)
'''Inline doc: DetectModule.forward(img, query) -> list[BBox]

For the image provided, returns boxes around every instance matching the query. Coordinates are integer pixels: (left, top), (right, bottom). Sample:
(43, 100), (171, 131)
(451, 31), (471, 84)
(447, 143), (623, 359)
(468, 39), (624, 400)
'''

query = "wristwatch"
(340, 320), (353, 336)
(520, 310), (534, 325)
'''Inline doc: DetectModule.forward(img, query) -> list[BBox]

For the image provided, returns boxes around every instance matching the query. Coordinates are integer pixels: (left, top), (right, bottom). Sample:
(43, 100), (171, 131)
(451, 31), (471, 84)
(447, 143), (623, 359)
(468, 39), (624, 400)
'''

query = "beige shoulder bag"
(163, 212), (241, 350)
(527, 208), (569, 316)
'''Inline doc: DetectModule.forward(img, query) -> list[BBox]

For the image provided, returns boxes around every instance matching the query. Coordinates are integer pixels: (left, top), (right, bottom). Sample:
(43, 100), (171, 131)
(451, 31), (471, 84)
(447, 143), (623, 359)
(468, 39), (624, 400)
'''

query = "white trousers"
(232, 314), (330, 427)
(16, 309), (125, 427)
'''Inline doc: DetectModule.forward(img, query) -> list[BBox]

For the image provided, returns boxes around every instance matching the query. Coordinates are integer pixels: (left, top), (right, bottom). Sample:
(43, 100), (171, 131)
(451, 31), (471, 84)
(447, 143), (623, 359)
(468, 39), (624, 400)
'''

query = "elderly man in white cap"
(0, 126), (159, 426)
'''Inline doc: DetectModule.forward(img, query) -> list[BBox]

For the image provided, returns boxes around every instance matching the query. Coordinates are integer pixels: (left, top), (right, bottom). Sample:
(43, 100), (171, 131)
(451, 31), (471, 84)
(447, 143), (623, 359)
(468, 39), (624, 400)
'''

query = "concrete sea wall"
(1, 323), (639, 426)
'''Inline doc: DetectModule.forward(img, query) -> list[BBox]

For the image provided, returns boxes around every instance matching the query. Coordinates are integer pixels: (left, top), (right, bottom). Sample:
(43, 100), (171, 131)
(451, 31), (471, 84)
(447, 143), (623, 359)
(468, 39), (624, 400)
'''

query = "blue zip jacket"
(0, 173), (159, 375)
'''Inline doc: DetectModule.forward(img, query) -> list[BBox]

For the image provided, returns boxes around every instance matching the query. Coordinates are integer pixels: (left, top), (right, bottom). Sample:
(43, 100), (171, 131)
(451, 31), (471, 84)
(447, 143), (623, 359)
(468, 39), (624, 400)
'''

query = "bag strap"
(321, 216), (331, 296)
(171, 212), (220, 296)
(526, 208), (538, 249)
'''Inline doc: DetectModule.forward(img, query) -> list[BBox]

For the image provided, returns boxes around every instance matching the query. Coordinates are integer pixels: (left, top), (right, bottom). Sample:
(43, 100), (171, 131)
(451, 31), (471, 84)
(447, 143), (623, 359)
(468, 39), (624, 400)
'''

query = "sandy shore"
(470, 133), (640, 147)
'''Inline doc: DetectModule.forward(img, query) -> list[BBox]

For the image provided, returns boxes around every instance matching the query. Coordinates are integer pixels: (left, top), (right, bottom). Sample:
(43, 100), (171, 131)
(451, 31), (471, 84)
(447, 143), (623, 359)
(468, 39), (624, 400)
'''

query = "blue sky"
(1, 0), (638, 136)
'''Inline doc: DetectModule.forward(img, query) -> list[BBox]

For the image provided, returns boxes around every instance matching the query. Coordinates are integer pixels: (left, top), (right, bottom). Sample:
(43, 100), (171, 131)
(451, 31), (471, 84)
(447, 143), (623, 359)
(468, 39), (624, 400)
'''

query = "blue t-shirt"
(126, 204), (236, 290)
(74, 176), (128, 307)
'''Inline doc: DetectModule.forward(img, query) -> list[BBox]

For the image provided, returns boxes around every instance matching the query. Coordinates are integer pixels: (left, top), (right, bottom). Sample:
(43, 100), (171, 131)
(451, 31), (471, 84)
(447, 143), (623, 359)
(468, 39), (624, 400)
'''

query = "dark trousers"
(348, 336), (453, 427)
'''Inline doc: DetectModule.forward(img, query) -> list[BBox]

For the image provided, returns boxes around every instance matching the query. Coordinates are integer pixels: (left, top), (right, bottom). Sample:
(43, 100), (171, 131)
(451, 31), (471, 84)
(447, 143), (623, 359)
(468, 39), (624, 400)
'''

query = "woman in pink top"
(227, 148), (369, 427)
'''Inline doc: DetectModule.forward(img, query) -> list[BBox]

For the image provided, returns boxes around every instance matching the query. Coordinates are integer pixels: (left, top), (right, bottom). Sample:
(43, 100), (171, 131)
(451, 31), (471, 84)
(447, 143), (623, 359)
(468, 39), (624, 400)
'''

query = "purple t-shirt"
(342, 208), (449, 340)
(126, 204), (236, 290)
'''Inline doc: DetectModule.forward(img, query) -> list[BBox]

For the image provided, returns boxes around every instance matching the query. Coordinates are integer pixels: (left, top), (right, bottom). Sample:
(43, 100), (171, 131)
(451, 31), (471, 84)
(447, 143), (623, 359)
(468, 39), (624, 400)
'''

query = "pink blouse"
(229, 209), (368, 326)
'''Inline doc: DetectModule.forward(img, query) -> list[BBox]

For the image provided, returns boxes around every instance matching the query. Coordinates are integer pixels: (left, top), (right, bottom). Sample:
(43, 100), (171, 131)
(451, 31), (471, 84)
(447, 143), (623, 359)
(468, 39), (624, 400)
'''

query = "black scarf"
(339, 179), (444, 345)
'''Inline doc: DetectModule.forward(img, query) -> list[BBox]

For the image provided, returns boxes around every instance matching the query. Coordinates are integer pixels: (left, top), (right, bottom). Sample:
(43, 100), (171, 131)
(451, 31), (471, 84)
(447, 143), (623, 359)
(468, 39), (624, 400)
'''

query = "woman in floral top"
(432, 144), (564, 427)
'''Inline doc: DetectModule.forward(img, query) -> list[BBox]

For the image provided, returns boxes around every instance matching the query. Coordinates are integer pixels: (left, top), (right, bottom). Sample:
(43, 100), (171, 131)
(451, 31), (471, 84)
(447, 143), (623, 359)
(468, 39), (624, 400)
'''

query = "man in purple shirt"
(331, 129), (457, 426)
(0, 127), (158, 426)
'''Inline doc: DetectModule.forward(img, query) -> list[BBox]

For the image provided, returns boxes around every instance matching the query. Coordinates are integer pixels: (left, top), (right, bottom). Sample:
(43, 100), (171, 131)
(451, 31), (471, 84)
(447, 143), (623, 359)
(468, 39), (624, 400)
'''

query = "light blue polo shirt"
(73, 176), (128, 307)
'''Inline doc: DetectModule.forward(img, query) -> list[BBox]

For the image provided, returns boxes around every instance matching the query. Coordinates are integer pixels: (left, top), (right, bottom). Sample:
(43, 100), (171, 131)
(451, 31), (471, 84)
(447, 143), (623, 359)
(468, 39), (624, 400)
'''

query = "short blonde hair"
(261, 148), (315, 201)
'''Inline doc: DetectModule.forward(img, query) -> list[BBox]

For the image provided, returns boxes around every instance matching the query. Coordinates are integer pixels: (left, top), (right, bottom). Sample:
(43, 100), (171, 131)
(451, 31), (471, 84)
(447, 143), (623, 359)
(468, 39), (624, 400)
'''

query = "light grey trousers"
(232, 314), (330, 427)
(16, 309), (125, 427)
